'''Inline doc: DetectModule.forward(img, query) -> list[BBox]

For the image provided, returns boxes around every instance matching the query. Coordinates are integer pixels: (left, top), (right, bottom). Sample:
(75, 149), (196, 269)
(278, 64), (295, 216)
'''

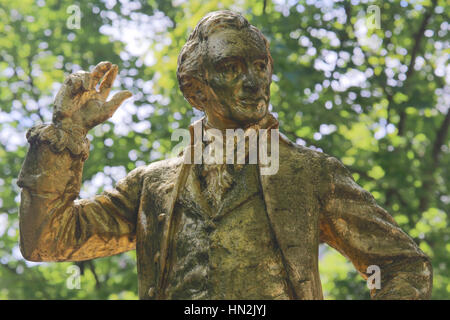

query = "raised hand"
(52, 61), (132, 135)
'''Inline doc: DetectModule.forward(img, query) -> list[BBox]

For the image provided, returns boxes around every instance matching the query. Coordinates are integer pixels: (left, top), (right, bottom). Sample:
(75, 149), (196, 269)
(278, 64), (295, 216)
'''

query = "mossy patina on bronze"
(17, 10), (432, 299)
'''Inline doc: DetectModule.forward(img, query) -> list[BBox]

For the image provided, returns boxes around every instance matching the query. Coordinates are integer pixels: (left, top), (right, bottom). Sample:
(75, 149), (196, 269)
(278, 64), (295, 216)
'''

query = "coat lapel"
(258, 133), (323, 299)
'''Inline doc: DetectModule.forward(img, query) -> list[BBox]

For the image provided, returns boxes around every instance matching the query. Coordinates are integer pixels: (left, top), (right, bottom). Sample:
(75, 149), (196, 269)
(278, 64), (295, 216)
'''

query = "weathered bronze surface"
(17, 10), (432, 299)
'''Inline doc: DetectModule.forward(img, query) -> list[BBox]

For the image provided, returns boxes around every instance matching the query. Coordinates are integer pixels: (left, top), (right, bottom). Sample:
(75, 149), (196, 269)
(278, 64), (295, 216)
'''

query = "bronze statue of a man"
(17, 10), (432, 299)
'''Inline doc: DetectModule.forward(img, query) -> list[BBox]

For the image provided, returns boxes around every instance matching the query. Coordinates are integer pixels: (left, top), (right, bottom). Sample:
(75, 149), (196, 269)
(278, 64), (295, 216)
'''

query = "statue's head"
(177, 10), (273, 129)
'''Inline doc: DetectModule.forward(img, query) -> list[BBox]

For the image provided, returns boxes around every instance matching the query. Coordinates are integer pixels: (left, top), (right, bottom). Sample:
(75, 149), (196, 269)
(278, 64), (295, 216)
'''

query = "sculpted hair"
(177, 10), (273, 110)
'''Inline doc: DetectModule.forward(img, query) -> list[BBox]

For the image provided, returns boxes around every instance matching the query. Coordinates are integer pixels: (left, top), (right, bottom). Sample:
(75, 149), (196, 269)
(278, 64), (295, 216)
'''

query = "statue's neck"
(203, 113), (279, 133)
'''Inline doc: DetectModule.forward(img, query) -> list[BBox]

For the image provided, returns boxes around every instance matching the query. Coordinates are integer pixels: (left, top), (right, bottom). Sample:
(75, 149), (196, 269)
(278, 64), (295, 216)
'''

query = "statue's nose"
(242, 71), (259, 93)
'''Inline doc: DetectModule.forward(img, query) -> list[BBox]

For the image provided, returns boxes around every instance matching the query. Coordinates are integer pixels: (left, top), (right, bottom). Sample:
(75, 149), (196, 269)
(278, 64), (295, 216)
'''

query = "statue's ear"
(179, 76), (207, 111)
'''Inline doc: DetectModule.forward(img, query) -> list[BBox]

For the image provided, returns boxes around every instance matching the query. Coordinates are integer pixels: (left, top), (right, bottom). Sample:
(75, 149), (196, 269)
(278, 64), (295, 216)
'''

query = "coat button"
(154, 251), (160, 263)
(158, 213), (166, 222)
(205, 220), (217, 232)
(148, 286), (155, 298)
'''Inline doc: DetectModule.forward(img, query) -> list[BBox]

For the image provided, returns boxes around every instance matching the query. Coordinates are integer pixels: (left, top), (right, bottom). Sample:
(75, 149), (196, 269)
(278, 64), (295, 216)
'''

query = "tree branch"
(397, 0), (438, 136)
(419, 108), (450, 212)
(88, 260), (102, 289)
(432, 109), (450, 167)
(0, 261), (17, 274)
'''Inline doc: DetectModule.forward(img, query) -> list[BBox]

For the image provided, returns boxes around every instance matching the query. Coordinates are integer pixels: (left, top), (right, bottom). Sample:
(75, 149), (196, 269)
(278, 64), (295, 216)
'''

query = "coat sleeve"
(318, 155), (433, 299)
(17, 123), (145, 262)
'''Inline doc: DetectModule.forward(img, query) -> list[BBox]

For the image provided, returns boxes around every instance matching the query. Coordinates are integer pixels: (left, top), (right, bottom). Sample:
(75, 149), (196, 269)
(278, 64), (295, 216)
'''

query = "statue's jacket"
(17, 119), (433, 300)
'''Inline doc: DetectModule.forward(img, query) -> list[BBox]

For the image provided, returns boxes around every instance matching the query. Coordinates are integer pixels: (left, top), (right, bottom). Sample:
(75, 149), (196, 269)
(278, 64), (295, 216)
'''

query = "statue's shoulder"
(278, 131), (350, 182)
(279, 132), (347, 170)
(139, 155), (184, 180)
(278, 131), (329, 164)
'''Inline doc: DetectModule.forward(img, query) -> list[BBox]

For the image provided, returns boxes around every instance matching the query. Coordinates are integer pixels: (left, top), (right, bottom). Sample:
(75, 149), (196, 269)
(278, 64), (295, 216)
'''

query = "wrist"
(26, 123), (90, 161)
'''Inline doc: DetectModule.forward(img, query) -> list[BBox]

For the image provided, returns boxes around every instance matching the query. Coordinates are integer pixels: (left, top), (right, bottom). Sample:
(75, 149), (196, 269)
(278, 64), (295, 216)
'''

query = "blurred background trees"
(0, 0), (448, 299)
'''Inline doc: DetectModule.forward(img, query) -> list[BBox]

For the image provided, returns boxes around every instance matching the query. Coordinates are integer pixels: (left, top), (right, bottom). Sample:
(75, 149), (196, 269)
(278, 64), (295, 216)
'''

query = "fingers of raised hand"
(89, 61), (112, 90)
(54, 71), (90, 117)
(60, 71), (90, 95)
(82, 91), (132, 129)
(103, 90), (132, 115)
(72, 71), (91, 92)
(99, 64), (119, 100)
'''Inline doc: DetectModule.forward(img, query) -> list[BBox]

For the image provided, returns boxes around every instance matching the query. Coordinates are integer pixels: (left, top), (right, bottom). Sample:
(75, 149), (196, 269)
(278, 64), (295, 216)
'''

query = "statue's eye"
(254, 61), (267, 72)
(223, 62), (239, 73)
(217, 60), (241, 76)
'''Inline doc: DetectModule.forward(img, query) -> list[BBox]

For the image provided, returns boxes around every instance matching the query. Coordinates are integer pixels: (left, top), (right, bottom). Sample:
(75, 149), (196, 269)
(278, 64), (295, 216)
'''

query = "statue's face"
(203, 28), (271, 128)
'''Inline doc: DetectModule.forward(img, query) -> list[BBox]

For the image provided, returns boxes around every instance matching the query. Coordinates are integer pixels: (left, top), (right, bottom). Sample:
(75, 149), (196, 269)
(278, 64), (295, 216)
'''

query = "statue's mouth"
(239, 97), (266, 108)
(234, 99), (267, 115)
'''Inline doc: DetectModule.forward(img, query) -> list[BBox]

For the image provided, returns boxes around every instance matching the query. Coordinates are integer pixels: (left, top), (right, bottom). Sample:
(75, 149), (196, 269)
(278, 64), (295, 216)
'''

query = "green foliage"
(0, 0), (448, 299)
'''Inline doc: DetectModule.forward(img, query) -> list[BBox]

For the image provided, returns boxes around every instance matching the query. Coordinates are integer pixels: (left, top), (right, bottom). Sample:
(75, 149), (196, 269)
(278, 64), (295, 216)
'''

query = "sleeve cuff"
(26, 123), (90, 161)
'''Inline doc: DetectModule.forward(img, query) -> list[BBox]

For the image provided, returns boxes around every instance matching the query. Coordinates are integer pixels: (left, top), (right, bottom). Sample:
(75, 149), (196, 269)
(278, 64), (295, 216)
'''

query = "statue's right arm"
(18, 124), (144, 261)
(17, 61), (139, 262)
(17, 124), (145, 262)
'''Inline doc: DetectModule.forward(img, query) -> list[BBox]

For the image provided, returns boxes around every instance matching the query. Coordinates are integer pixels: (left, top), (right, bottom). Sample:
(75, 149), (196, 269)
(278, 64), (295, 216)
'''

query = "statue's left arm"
(318, 156), (433, 299)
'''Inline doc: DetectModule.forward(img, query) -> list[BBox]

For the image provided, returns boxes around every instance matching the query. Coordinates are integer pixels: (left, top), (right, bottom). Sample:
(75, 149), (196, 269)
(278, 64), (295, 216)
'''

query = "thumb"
(103, 90), (133, 116)
(85, 91), (132, 130)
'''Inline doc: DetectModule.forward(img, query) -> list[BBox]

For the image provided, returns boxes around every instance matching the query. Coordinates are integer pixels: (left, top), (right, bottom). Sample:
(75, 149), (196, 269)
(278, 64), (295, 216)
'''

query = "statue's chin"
(230, 101), (268, 126)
